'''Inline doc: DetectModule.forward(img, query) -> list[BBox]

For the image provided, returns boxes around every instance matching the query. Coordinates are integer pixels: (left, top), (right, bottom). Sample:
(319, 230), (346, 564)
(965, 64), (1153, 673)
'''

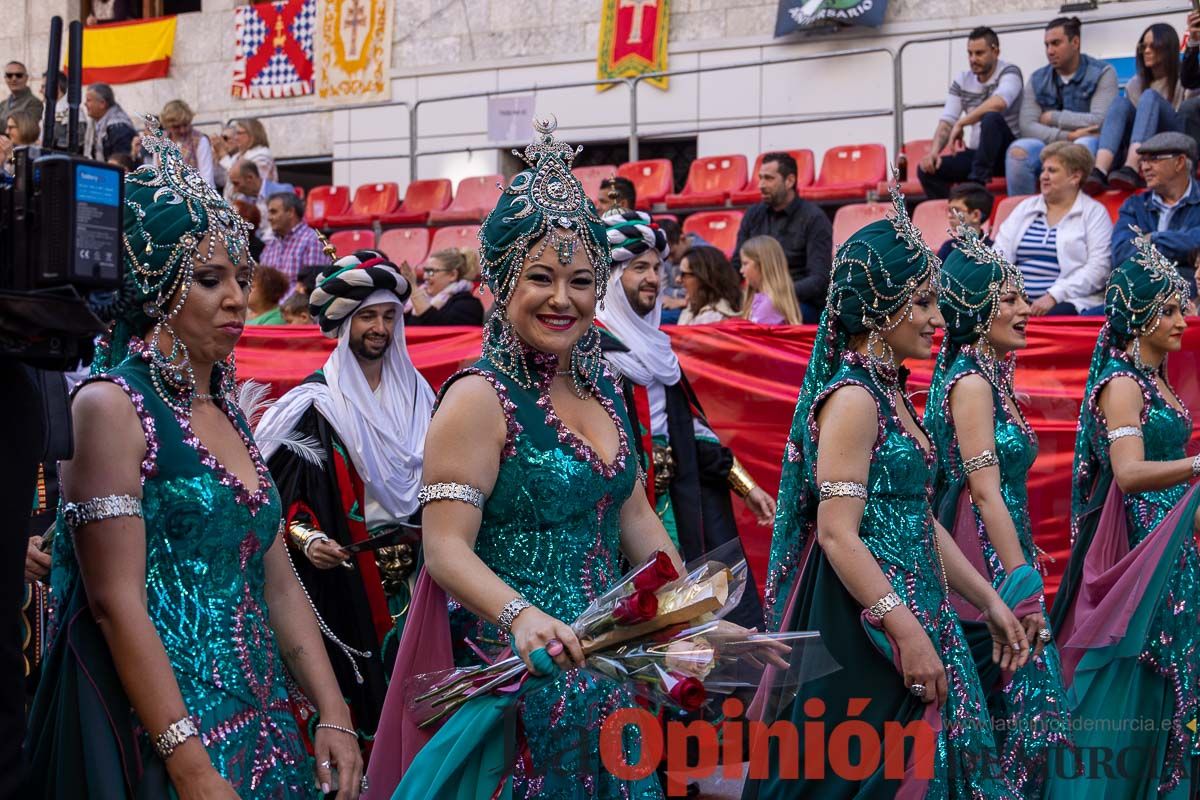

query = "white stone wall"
(0, 0), (1185, 192)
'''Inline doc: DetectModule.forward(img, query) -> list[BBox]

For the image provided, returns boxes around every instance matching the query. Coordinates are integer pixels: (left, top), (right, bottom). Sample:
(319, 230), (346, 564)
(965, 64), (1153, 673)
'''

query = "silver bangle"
(867, 591), (902, 622)
(962, 449), (999, 475)
(1107, 426), (1143, 443)
(302, 531), (330, 558)
(497, 597), (532, 632)
(418, 482), (485, 509)
(316, 722), (358, 738)
(154, 715), (199, 761)
(61, 494), (142, 532)
(1192, 454), (1200, 479)
(818, 481), (867, 502)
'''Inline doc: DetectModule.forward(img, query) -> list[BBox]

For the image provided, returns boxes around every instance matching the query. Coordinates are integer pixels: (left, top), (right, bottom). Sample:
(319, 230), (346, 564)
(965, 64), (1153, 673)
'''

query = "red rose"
(668, 674), (707, 712)
(613, 590), (658, 625)
(632, 551), (679, 593)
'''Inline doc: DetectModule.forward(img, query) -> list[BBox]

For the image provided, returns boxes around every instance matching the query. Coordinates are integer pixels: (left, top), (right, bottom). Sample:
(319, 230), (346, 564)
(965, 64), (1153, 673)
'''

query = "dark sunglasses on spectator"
(679, 270), (696, 278)
(5, 72), (25, 79)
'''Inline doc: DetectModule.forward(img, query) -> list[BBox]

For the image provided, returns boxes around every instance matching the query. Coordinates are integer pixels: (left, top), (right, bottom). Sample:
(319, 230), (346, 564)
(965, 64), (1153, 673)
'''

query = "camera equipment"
(0, 17), (116, 370)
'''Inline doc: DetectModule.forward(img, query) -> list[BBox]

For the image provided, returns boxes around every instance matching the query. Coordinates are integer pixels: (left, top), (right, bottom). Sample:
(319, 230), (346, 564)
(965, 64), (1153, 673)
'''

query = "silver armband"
(154, 715), (199, 761)
(962, 449), (1000, 475)
(497, 597), (532, 632)
(418, 482), (485, 509)
(61, 494), (142, 532)
(1107, 426), (1143, 443)
(818, 481), (867, 502)
(1192, 454), (1200, 479)
(866, 591), (903, 623)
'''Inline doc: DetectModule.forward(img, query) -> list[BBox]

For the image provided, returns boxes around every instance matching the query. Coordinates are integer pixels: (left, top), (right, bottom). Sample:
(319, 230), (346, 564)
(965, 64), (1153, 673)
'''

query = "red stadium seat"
(379, 227), (432, 267)
(731, 150), (815, 205)
(293, 185), (306, 200)
(665, 155), (748, 210)
(305, 185), (350, 228)
(328, 229), (376, 255)
(380, 179), (453, 225)
(326, 182), (400, 228)
(429, 175), (503, 224)
(802, 144), (888, 203)
(617, 159), (674, 210)
(682, 210), (744, 259)
(573, 165), (618, 204)
(912, 199), (951, 253)
(1098, 189), (1134, 222)
(429, 224), (481, 254)
(989, 194), (1031, 234)
(831, 203), (890, 249)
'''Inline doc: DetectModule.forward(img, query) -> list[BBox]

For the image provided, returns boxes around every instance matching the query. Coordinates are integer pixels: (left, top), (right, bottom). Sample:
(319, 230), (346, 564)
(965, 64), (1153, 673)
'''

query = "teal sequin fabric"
(1079, 349), (1200, 791)
(765, 353), (1016, 797)
(441, 351), (662, 800)
(928, 348), (1072, 796)
(49, 347), (317, 799)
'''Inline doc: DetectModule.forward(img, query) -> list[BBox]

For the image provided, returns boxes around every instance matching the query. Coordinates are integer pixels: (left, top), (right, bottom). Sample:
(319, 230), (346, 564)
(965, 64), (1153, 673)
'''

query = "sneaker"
(1107, 166), (1145, 192)
(1082, 168), (1108, 196)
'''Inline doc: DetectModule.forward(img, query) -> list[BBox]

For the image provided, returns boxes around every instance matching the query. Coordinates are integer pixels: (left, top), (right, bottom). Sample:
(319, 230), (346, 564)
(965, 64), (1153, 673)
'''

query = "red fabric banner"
(236, 320), (1200, 601)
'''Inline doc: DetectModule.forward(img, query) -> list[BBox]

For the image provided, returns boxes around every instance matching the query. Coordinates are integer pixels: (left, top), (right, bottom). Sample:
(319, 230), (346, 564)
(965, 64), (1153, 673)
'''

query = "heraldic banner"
(596, 0), (670, 91)
(232, 0), (316, 99)
(775, 0), (887, 35)
(315, 0), (393, 102)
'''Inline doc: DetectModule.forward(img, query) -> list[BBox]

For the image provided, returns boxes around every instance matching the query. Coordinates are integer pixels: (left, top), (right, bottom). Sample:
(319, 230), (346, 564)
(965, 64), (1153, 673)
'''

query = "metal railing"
(194, 3), (1188, 183)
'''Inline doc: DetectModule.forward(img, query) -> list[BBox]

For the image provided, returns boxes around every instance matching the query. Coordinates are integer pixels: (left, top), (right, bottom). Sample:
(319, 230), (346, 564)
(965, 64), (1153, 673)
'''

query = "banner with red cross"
(597, 0), (670, 91)
(231, 0), (317, 99)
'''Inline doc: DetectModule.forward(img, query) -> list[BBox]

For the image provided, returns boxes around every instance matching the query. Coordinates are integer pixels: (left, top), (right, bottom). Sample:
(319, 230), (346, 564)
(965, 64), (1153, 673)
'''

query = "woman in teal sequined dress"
(925, 225), (1071, 798)
(25, 127), (362, 799)
(365, 120), (681, 799)
(1047, 237), (1200, 799)
(744, 189), (1030, 800)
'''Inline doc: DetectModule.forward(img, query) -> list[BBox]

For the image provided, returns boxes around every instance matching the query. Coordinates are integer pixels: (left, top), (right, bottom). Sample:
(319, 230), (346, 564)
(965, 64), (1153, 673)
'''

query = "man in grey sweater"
(1004, 16), (1118, 196)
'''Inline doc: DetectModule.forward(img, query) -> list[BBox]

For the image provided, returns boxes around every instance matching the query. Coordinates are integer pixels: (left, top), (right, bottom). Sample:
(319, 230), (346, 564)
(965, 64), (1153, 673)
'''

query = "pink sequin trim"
(75, 375), (159, 483)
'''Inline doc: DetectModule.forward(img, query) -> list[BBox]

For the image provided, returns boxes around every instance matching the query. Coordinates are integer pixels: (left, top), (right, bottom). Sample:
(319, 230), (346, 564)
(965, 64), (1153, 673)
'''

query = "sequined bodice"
(50, 355), (314, 798)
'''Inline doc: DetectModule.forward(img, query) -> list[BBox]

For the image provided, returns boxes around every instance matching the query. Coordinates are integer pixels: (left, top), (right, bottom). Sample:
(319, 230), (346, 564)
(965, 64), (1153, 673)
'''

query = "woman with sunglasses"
(400, 248), (485, 326)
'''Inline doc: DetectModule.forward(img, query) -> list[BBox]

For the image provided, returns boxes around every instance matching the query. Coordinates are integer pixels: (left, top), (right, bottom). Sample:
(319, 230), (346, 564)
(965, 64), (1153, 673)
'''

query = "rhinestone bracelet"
(1192, 454), (1200, 479)
(962, 449), (999, 475)
(818, 481), (867, 502)
(497, 597), (532, 633)
(1107, 426), (1143, 443)
(866, 591), (903, 623)
(154, 715), (199, 761)
(316, 722), (358, 738)
(418, 482), (485, 509)
(61, 494), (142, 532)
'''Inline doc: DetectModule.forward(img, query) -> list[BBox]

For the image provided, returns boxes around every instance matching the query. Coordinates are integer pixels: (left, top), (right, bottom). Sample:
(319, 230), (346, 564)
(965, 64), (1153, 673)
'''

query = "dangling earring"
(146, 318), (196, 413)
(865, 329), (898, 396)
(485, 306), (533, 389)
(1131, 336), (1152, 373)
(569, 326), (602, 399)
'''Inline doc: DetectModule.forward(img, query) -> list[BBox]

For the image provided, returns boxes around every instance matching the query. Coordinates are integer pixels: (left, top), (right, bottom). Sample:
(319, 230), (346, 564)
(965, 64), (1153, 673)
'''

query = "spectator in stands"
(260, 191), (324, 286)
(228, 160), (293, 241)
(1086, 23), (1188, 194)
(994, 142), (1111, 316)
(232, 198), (266, 261)
(281, 292), (314, 325)
(656, 217), (700, 323)
(1180, 13), (1200, 154)
(82, 83), (135, 162)
(938, 181), (995, 261)
(106, 152), (135, 174)
(158, 99), (214, 187)
(211, 123), (240, 198)
(296, 264), (325, 296)
(677, 245), (741, 325)
(86, 0), (131, 26)
(738, 236), (803, 325)
(1006, 16), (1118, 196)
(1112, 132), (1200, 289)
(40, 70), (84, 149)
(595, 175), (636, 215)
(918, 27), (1023, 199)
(247, 265), (289, 325)
(731, 151), (831, 322)
(232, 117), (278, 184)
(401, 248), (485, 326)
(0, 110), (39, 174)
(2, 61), (43, 122)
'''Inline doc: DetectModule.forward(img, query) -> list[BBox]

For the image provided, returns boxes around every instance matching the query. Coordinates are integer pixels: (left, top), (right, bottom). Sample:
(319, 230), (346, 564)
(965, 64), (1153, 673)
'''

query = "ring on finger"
(320, 759), (332, 769)
(1038, 628), (1051, 643)
(361, 775), (369, 792)
(909, 683), (926, 698)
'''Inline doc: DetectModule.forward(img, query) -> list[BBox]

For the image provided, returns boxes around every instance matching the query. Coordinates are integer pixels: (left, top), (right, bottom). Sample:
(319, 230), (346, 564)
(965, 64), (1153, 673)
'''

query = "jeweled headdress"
(477, 117), (611, 393)
(939, 217), (1024, 346)
(95, 115), (256, 412)
(1105, 226), (1192, 342)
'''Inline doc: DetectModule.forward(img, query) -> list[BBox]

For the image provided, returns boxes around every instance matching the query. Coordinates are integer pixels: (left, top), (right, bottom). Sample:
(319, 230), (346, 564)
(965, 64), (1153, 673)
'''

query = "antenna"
(67, 20), (83, 154)
(40, 16), (62, 149)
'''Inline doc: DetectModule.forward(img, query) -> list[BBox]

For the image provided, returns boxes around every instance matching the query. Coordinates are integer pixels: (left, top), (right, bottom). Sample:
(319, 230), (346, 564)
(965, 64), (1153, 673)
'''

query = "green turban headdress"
(94, 117), (254, 412)
(477, 117), (611, 390)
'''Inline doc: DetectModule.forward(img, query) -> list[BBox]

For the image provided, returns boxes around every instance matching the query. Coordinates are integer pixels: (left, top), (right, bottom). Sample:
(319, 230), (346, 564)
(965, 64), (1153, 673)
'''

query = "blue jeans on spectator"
(1005, 136), (1100, 196)
(1098, 90), (1183, 162)
(917, 111), (1016, 199)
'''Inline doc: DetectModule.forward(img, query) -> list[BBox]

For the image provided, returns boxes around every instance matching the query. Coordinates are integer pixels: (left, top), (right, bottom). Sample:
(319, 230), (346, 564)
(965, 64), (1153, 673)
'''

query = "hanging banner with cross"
(314, 0), (393, 102)
(231, 0), (316, 99)
(596, 0), (670, 92)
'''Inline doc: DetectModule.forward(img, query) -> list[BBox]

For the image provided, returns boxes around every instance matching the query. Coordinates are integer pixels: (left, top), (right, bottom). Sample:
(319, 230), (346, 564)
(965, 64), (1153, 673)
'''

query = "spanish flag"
(78, 16), (177, 84)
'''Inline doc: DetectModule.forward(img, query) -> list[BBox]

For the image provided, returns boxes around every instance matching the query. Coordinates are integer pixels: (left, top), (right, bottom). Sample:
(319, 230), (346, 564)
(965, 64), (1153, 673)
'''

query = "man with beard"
(596, 210), (775, 628)
(256, 250), (435, 752)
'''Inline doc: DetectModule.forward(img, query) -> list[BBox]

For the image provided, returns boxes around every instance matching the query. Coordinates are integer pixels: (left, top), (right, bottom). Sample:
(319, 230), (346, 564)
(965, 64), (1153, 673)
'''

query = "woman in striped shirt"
(994, 141), (1113, 315)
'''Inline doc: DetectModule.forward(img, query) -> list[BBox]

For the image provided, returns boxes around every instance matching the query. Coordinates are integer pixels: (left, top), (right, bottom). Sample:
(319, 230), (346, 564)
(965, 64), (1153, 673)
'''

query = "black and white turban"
(603, 209), (670, 265)
(308, 250), (412, 337)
